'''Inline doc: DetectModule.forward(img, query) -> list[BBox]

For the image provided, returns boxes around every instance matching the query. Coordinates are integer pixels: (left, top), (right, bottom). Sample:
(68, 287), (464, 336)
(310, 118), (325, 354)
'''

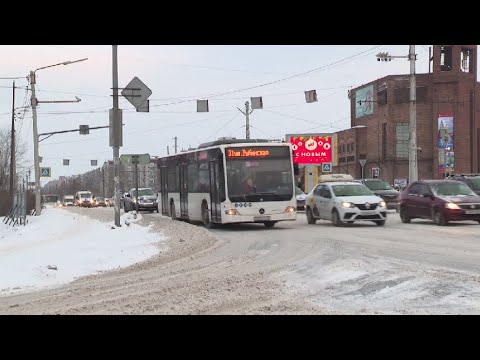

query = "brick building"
(333, 45), (480, 184)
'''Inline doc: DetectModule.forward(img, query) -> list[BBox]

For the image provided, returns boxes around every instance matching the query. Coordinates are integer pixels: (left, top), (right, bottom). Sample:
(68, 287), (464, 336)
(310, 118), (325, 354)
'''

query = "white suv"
(305, 174), (387, 226)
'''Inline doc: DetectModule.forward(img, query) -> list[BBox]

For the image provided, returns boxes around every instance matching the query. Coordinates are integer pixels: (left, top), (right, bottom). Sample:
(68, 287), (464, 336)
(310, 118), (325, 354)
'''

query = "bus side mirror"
(293, 163), (299, 176)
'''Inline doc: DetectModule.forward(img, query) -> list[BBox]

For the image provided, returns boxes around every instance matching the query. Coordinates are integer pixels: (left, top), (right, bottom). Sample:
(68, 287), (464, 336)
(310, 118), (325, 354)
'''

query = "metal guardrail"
(3, 191), (28, 226)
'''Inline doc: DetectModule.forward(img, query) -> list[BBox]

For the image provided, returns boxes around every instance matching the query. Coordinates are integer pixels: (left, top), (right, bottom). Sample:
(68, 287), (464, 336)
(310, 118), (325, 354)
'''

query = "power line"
(148, 45), (383, 108)
(203, 112), (241, 142)
(39, 112), (238, 146)
(264, 109), (351, 132)
(0, 76), (28, 80)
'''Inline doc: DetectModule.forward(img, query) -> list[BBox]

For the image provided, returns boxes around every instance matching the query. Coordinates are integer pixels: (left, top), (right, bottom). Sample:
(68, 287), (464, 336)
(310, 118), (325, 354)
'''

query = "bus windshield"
(226, 156), (293, 202)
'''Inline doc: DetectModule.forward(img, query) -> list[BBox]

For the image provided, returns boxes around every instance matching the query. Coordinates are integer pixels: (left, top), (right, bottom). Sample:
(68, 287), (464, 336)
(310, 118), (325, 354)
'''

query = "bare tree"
(0, 127), (28, 191)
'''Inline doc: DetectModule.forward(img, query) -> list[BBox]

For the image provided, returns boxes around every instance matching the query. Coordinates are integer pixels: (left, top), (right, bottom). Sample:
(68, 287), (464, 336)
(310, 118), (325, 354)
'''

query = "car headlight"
(342, 202), (355, 208)
(285, 206), (296, 213)
(445, 202), (460, 210)
(379, 200), (386, 208)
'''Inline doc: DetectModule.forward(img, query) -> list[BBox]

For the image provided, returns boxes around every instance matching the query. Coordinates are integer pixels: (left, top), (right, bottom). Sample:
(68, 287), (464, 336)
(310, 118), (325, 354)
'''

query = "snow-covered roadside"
(0, 208), (165, 297)
(275, 255), (480, 314)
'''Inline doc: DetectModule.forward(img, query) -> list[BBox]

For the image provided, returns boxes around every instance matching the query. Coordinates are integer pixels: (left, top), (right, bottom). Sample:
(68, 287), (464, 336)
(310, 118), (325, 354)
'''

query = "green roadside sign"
(120, 154), (150, 165)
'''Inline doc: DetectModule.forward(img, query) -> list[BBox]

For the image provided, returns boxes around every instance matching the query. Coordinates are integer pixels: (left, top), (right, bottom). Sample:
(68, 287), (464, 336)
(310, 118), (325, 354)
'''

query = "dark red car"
(399, 180), (480, 226)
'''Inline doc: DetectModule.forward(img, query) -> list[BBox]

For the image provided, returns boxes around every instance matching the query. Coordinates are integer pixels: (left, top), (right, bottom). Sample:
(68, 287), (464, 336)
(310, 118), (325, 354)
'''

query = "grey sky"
(0, 45), (437, 184)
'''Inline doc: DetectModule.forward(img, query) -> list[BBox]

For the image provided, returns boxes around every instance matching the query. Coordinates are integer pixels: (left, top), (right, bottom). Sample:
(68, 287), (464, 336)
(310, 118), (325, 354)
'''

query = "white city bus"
(157, 139), (297, 228)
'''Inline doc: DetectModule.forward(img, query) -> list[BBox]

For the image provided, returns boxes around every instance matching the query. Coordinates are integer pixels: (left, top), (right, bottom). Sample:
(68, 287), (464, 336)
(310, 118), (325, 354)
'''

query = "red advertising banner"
(290, 135), (332, 164)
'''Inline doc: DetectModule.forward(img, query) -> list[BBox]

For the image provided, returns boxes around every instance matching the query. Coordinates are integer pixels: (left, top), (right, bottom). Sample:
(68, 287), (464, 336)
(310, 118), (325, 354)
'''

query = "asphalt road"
(2, 208), (480, 314)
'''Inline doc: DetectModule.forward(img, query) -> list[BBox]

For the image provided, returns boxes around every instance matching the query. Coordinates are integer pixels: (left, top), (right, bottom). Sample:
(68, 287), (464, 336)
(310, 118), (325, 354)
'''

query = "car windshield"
(133, 189), (155, 197)
(468, 177), (480, 190)
(332, 184), (374, 197)
(295, 187), (305, 195)
(364, 180), (393, 190)
(97, 197), (104, 201)
(431, 183), (476, 196)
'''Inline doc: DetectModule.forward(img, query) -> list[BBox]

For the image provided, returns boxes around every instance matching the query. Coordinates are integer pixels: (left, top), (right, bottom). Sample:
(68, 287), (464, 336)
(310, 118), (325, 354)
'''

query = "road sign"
(121, 77), (152, 109)
(120, 154), (150, 165)
(372, 167), (380, 178)
(359, 159), (367, 167)
(40, 167), (51, 177)
(322, 163), (332, 173)
(79, 125), (90, 135)
(91, 160), (98, 166)
(136, 100), (149, 113)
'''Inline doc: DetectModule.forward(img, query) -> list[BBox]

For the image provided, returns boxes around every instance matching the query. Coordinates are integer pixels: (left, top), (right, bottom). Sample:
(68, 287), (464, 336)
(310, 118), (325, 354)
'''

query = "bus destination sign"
(227, 148), (270, 158)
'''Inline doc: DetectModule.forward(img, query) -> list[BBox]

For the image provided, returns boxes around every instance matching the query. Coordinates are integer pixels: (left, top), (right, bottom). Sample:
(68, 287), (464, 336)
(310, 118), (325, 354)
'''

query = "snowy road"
(2, 207), (480, 314)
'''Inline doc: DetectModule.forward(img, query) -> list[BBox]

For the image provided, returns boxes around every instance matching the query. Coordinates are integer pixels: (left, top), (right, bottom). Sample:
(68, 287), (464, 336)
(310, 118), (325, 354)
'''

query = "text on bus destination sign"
(227, 149), (270, 158)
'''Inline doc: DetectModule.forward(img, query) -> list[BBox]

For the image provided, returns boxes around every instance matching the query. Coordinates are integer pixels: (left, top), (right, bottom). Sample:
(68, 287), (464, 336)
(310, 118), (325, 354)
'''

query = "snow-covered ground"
(0, 207), (165, 297)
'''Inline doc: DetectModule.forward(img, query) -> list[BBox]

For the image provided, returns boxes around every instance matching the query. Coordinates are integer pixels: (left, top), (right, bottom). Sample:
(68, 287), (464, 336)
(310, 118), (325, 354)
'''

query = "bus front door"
(160, 166), (168, 216)
(209, 160), (221, 222)
(179, 164), (188, 219)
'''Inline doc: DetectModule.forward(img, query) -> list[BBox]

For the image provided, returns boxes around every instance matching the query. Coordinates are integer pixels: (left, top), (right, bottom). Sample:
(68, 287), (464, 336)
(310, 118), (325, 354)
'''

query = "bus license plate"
(254, 216), (271, 222)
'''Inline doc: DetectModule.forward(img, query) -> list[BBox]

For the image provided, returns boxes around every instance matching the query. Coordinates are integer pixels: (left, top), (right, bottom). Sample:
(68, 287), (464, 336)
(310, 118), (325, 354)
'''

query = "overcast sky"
(0, 45), (439, 184)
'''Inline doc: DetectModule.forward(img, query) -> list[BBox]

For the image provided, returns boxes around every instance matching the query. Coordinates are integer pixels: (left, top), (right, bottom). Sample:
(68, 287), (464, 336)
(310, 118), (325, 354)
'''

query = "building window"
(382, 123), (388, 160)
(461, 48), (471, 73)
(396, 123), (409, 158)
(378, 89), (387, 106)
(440, 46), (452, 71)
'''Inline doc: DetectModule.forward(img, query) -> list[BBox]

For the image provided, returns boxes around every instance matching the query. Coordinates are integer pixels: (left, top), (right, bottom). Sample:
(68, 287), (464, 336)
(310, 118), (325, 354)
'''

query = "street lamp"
(377, 46), (417, 183)
(30, 58), (88, 216)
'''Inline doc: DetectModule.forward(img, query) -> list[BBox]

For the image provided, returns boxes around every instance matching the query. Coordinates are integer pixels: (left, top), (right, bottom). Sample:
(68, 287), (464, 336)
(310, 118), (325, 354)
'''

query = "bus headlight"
(225, 209), (238, 215)
(285, 206), (296, 213)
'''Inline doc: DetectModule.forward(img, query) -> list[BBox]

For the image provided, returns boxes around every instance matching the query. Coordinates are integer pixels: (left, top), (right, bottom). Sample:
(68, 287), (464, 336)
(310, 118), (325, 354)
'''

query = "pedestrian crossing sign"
(40, 167), (51, 177)
(322, 163), (332, 173)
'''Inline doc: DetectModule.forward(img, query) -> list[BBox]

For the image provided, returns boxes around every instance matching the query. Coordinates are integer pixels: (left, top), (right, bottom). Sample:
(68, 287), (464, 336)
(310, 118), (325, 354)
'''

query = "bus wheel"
(264, 221), (276, 228)
(170, 203), (176, 220)
(202, 204), (213, 229)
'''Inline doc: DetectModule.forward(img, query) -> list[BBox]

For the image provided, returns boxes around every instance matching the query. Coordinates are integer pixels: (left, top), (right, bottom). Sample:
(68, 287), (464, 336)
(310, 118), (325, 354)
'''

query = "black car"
(360, 179), (399, 211)
(448, 174), (480, 196)
(124, 188), (159, 213)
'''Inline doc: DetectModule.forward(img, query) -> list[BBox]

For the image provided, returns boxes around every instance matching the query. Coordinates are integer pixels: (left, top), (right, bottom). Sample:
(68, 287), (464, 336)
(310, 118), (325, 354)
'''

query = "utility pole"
(238, 101), (253, 139)
(112, 45), (121, 227)
(167, 145), (170, 155)
(30, 71), (41, 216)
(376, 47), (417, 183)
(10, 81), (15, 201)
(174, 137), (177, 153)
(133, 155), (139, 213)
(173, 137), (178, 154)
(102, 167), (105, 198)
(409, 45), (418, 183)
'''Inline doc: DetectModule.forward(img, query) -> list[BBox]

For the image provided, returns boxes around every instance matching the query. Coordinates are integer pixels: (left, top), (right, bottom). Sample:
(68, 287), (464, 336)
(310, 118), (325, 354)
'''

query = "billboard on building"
(437, 114), (454, 174)
(286, 133), (333, 165)
(355, 85), (374, 118)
